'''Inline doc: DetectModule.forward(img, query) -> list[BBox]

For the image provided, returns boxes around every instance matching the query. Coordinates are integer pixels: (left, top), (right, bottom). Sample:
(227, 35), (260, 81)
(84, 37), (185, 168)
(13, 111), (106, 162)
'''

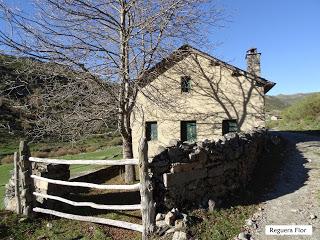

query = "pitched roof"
(142, 44), (276, 93)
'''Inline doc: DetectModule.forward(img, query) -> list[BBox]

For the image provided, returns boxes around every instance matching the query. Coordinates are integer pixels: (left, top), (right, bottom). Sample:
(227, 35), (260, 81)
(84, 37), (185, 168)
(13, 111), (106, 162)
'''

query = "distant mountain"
(265, 92), (320, 113)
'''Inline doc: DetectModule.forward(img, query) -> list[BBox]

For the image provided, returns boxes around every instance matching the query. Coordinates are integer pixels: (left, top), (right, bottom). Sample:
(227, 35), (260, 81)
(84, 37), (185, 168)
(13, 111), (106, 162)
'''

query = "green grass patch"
(0, 211), (114, 240)
(0, 146), (122, 209)
(0, 164), (13, 209)
(63, 146), (122, 176)
(0, 132), (122, 164)
(190, 205), (256, 240)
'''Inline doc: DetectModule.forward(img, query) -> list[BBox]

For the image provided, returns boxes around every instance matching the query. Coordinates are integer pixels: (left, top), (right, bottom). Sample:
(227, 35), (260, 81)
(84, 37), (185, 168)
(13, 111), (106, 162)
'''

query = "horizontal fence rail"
(29, 157), (139, 165)
(15, 138), (155, 239)
(31, 175), (140, 191)
(33, 192), (141, 210)
(33, 207), (144, 232)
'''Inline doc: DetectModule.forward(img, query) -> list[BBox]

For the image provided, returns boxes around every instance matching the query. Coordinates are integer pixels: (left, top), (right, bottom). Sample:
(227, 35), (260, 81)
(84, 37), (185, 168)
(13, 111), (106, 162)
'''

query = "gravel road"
(251, 131), (320, 240)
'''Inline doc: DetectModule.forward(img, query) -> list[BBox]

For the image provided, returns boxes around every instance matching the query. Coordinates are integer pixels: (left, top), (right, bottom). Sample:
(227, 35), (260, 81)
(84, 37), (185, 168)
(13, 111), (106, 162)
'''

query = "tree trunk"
(123, 135), (136, 183)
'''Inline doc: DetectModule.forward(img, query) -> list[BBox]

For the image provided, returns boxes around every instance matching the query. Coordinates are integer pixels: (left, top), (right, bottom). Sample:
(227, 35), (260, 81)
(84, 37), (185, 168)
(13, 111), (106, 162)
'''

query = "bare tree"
(0, 0), (223, 182)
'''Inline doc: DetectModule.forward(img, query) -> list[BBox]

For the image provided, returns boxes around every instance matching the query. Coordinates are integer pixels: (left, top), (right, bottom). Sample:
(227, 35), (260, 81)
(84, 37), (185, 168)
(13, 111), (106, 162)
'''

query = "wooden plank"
(33, 192), (141, 210)
(29, 157), (139, 165)
(139, 138), (156, 240)
(14, 152), (21, 214)
(31, 175), (140, 191)
(33, 207), (143, 232)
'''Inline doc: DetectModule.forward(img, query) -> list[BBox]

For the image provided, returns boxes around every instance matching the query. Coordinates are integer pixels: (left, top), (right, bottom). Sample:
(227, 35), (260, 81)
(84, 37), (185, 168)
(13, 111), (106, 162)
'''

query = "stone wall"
(4, 161), (70, 212)
(32, 162), (70, 209)
(150, 129), (266, 209)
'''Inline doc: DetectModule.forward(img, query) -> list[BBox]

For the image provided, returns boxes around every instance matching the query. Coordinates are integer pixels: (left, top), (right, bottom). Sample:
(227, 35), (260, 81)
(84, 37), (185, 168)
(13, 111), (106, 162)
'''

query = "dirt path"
(252, 131), (320, 240)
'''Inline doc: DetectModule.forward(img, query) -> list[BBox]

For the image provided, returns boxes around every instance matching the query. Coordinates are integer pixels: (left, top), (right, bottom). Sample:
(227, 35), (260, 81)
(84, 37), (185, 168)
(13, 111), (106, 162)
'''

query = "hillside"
(267, 93), (320, 130)
(265, 92), (320, 113)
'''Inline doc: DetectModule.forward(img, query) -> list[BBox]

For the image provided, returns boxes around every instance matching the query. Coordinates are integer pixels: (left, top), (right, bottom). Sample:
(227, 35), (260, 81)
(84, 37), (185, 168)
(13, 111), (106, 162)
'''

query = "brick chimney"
(245, 48), (261, 77)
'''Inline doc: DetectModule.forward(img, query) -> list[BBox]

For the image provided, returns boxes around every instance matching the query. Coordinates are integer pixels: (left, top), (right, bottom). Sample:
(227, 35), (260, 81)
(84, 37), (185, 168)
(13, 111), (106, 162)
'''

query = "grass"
(0, 132), (122, 163)
(189, 205), (256, 240)
(0, 146), (123, 210)
(0, 164), (13, 210)
(0, 210), (142, 240)
(0, 211), (124, 240)
(64, 146), (122, 176)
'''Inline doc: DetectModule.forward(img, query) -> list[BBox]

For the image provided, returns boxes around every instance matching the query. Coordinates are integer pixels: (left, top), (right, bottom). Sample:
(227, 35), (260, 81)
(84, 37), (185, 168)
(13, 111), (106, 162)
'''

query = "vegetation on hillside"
(265, 92), (319, 114)
(267, 93), (320, 130)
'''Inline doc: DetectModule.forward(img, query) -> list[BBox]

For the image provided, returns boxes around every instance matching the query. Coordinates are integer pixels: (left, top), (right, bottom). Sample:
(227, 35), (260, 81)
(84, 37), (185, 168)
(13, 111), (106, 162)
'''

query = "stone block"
(165, 211), (176, 226)
(163, 168), (207, 188)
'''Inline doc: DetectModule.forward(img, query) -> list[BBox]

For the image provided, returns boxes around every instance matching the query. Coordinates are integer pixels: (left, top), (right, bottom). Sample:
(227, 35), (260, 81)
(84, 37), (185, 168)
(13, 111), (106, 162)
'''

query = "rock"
(174, 219), (186, 230)
(165, 227), (176, 235)
(156, 220), (167, 228)
(46, 222), (53, 229)
(238, 232), (249, 240)
(165, 211), (176, 226)
(181, 213), (189, 223)
(156, 213), (165, 221)
(157, 225), (171, 236)
(18, 217), (28, 223)
(245, 219), (254, 227)
(258, 207), (264, 211)
(310, 214), (317, 220)
(172, 231), (187, 240)
(208, 199), (216, 212)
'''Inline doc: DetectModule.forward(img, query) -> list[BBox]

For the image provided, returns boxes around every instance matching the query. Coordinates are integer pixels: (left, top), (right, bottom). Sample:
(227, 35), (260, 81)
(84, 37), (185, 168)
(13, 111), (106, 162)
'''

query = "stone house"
(131, 45), (275, 157)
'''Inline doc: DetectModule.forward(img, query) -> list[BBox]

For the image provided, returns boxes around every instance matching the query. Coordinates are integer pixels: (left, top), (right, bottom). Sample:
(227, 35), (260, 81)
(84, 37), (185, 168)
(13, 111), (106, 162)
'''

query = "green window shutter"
(222, 119), (238, 135)
(146, 122), (158, 141)
(181, 121), (197, 142)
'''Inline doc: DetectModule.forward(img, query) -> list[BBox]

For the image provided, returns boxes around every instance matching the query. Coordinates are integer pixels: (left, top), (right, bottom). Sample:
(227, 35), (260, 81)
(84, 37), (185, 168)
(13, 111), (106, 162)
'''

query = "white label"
(265, 225), (312, 236)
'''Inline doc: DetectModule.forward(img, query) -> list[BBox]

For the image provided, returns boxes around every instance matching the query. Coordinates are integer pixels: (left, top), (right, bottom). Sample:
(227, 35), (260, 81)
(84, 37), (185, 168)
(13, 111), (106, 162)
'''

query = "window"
(222, 119), (238, 135)
(181, 76), (191, 93)
(181, 121), (197, 142)
(146, 121), (158, 141)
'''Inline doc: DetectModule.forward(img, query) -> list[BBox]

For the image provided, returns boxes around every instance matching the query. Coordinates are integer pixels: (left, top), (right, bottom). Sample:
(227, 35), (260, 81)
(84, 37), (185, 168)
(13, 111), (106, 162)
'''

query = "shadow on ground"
(220, 130), (320, 208)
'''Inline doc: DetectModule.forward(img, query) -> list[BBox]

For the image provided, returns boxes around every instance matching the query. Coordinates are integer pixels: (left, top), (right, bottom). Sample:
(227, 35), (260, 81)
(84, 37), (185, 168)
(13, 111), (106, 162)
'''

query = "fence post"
(18, 140), (33, 217)
(13, 152), (21, 214)
(139, 138), (156, 240)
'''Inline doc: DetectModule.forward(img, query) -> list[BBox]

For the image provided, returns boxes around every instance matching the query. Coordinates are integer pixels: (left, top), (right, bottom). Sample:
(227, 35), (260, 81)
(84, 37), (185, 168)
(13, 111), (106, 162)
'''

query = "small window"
(181, 76), (191, 93)
(146, 121), (158, 141)
(222, 119), (238, 135)
(181, 121), (197, 142)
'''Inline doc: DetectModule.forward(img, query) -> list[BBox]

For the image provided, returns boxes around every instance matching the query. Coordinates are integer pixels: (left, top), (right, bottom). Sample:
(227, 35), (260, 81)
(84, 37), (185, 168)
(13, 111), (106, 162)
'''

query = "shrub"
(107, 136), (123, 146)
(32, 151), (50, 158)
(1, 154), (14, 164)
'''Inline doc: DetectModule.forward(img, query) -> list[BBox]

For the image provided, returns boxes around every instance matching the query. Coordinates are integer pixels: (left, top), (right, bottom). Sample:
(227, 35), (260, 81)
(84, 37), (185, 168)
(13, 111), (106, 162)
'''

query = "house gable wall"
(131, 53), (265, 157)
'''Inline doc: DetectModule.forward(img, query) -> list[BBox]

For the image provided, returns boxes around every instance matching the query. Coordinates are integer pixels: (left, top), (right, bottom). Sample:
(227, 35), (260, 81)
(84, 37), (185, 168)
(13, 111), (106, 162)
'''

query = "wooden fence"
(13, 138), (155, 240)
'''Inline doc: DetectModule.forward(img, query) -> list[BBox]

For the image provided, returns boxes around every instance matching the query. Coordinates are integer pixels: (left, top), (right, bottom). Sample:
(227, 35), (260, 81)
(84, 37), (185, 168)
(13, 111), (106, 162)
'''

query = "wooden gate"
(13, 138), (155, 240)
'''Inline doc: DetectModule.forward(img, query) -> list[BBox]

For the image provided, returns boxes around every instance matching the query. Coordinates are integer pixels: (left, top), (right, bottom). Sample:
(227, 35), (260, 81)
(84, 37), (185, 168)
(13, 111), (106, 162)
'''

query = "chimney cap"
(247, 48), (257, 53)
(246, 48), (261, 58)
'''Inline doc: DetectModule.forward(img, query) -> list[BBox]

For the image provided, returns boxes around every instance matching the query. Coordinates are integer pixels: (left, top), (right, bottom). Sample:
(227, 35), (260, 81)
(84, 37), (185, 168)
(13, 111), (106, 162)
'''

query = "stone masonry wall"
(4, 162), (70, 212)
(32, 162), (70, 209)
(150, 129), (266, 209)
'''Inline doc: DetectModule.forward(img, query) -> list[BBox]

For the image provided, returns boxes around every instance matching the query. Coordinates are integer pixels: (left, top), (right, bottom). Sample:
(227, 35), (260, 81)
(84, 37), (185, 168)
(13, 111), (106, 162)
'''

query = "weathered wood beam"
(33, 192), (141, 210)
(14, 152), (21, 214)
(33, 207), (143, 232)
(31, 175), (140, 191)
(139, 138), (156, 240)
(29, 157), (139, 165)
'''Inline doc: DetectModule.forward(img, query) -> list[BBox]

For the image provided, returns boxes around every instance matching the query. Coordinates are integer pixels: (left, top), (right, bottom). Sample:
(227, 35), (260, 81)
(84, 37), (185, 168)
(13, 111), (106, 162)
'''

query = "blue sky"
(210, 0), (320, 95)
(1, 1), (319, 96)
